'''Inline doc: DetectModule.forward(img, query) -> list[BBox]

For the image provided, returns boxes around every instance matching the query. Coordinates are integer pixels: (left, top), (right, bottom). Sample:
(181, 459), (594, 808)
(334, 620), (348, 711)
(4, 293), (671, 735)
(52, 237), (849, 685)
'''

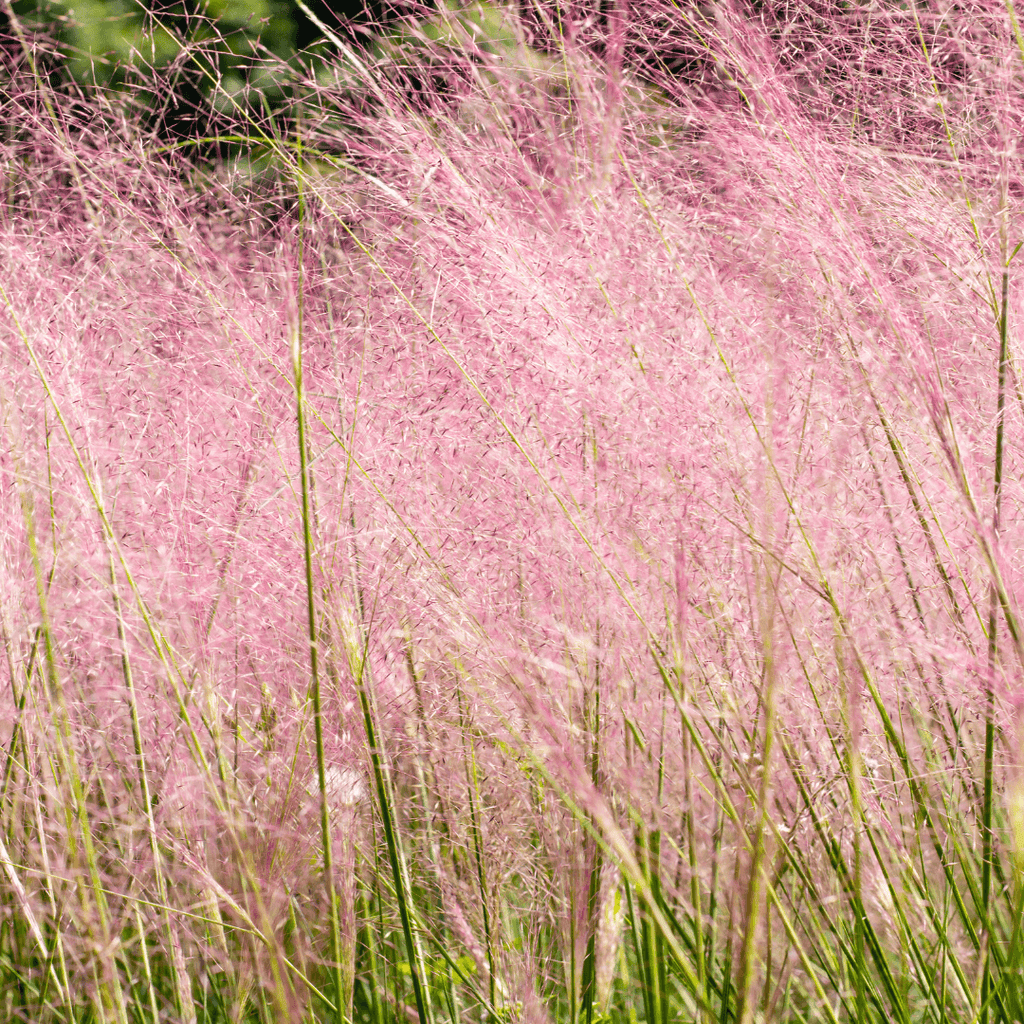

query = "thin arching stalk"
(292, 125), (347, 1024)
(981, 154), (1013, 1024)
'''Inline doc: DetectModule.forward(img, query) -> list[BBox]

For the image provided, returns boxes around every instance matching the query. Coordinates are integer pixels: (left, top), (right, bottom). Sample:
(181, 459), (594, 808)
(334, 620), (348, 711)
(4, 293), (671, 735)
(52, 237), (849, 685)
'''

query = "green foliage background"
(4, 0), (340, 136)
(9, 0), (313, 79)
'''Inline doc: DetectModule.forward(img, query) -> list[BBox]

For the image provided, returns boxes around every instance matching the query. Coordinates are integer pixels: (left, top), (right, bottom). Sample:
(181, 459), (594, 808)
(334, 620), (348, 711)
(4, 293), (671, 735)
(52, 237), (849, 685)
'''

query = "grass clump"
(2, 1), (1024, 1021)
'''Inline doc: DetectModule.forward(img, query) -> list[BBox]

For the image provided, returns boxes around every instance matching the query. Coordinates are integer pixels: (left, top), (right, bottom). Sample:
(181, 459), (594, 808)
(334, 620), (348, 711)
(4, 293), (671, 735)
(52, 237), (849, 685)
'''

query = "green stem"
(292, 142), (346, 1023)
(982, 225), (1011, 1024)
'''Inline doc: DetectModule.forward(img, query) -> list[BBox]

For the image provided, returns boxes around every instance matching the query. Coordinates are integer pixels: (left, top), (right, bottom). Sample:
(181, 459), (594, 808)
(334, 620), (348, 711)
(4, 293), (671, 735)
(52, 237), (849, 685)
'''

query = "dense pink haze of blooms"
(1, 0), (1024, 1020)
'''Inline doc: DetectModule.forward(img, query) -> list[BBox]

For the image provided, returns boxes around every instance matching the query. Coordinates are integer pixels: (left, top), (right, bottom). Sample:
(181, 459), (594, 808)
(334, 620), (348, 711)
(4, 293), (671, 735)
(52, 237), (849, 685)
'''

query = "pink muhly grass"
(2, 0), (1024, 1021)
